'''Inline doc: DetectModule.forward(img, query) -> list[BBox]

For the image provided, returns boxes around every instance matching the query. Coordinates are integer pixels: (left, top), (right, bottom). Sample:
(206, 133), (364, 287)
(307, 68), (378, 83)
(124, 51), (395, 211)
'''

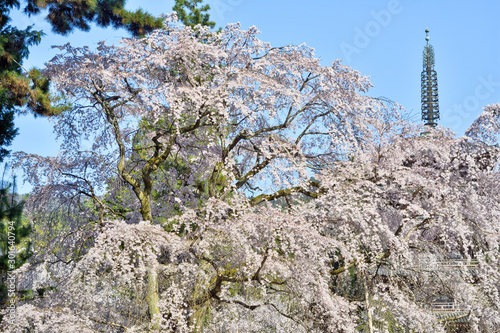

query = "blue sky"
(8, 0), (500, 193)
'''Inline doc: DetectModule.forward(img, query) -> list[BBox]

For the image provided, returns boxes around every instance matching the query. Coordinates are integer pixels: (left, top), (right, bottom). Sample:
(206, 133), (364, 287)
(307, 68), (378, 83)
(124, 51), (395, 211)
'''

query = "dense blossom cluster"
(4, 15), (500, 332)
(466, 103), (500, 145)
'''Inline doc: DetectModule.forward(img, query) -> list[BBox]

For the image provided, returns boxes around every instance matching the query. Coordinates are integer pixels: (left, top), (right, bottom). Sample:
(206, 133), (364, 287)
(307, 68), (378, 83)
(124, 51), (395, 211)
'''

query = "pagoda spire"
(421, 28), (439, 127)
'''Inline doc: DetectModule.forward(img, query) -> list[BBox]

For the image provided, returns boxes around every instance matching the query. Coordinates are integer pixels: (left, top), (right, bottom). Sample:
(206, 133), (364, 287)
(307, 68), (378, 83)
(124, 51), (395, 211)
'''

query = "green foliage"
(0, 2), (44, 159)
(0, 25), (42, 72)
(173, 0), (215, 28)
(0, 107), (17, 162)
(22, 0), (163, 37)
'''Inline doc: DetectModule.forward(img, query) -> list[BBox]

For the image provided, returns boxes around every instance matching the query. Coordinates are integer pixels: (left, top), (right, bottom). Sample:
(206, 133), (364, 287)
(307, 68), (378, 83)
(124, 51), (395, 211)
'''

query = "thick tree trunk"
(139, 193), (153, 222)
(140, 202), (158, 330)
(146, 268), (160, 330)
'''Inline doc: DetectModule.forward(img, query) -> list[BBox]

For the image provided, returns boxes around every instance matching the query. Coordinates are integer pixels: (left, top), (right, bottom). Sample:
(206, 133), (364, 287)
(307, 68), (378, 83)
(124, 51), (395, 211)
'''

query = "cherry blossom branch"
(88, 317), (129, 331)
(249, 180), (325, 206)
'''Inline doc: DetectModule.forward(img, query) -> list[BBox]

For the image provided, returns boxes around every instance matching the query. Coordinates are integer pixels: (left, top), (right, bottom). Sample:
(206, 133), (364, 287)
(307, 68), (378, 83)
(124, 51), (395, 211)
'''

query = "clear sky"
(8, 0), (500, 193)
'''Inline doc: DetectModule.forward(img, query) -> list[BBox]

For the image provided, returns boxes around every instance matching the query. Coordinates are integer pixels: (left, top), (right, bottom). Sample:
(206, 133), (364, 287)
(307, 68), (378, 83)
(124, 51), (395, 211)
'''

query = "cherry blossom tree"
(12, 16), (397, 329)
(466, 103), (500, 145)
(5, 15), (500, 333)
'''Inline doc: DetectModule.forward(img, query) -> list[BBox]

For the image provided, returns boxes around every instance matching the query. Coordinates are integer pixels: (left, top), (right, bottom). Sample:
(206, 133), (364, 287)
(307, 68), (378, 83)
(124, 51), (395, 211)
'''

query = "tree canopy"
(173, 0), (216, 28)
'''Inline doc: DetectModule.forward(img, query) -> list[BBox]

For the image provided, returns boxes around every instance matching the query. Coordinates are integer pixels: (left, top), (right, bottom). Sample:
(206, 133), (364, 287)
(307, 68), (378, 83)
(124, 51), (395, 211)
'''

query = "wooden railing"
(435, 259), (478, 269)
(431, 302), (462, 312)
(411, 259), (479, 271)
